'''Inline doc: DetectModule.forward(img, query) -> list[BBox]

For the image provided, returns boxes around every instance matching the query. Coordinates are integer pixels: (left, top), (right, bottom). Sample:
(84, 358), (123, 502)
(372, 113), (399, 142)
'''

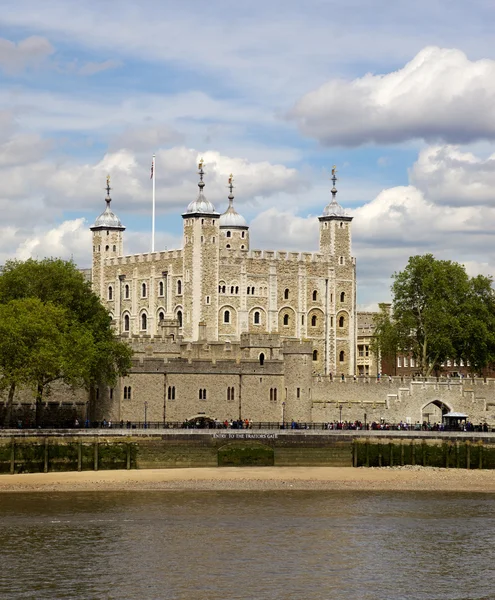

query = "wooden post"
(78, 441), (82, 472)
(365, 441), (370, 467)
(378, 442), (382, 467)
(389, 442), (394, 467)
(411, 442), (415, 466)
(93, 440), (98, 471)
(127, 443), (131, 470)
(44, 438), (49, 473)
(445, 443), (449, 469)
(422, 443), (426, 467)
(456, 442), (460, 469)
(479, 444), (483, 470)
(400, 443), (404, 466)
(10, 438), (15, 475)
(467, 443), (471, 469)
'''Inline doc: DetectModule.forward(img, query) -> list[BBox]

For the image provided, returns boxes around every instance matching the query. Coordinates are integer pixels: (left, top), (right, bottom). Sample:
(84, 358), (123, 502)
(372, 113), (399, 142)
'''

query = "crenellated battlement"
(104, 248), (184, 267)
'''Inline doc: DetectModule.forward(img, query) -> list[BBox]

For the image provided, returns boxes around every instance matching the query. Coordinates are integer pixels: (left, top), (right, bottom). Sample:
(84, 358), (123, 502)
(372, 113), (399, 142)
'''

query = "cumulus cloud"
(290, 46), (495, 147)
(410, 145), (495, 206)
(0, 36), (54, 73)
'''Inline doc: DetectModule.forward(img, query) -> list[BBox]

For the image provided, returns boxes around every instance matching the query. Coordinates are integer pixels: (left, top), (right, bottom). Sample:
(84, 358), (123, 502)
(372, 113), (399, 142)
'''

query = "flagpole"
(151, 154), (155, 253)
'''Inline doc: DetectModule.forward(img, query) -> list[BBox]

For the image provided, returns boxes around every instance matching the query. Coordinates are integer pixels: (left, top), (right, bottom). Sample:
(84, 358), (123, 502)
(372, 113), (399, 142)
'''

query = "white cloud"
(0, 36), (54, 73)
(410, 145), (495, 206)
(78, 59), (121, 76)
(290, 46), (495, 146)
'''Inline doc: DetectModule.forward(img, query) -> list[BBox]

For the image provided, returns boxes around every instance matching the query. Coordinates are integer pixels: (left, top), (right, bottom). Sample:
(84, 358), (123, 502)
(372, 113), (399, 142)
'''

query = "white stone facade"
(91, 167), (357, 378)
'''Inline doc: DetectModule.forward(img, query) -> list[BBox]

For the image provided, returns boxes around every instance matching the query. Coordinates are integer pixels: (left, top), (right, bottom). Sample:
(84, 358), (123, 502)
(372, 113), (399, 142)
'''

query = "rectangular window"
(365, 345), (369, 357)
(404, 357), (408, 367)
(358, 345), (364, 357)
(296, 387), (300, 398)
(397, 357), (402, 368)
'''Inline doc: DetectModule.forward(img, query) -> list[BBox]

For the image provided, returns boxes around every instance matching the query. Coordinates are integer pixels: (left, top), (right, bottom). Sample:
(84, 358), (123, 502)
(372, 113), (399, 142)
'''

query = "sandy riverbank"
(1, 466), (495, 493)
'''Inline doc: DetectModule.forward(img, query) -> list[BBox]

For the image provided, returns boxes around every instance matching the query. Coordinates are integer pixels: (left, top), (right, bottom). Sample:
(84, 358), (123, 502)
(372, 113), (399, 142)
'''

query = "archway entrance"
(421, 400), (451, 425)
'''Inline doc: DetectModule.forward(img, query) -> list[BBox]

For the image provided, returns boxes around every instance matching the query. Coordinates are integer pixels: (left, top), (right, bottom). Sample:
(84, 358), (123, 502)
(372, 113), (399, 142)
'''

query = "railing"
(12, 420), (492, 433)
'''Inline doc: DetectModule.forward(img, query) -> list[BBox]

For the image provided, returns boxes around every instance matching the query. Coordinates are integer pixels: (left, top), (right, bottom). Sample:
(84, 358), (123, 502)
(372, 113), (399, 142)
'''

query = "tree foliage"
(0, 259), (133, 424)
(373, 254), (495, 377)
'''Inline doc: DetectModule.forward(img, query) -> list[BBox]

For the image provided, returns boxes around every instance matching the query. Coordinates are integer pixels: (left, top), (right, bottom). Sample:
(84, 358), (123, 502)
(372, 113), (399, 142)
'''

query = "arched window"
(226, 244), (231, 249)
(124, 386), (132, 400)
(177, 311), (182, 327)
(224, 310), (230, 324)
(311, 315), (317, 327)
(108, 286), (113, 300)
(159, 281), (164, 296)
(177, 280), (182, 295)
(230, 387), (234, 401)
(339, 256), (344, 265)
(247, 287), (250, 295)
(241, 245), (245, 249)
(273, 388), (277, 401)
(227, 387), (230, 401)
(283, 314), (289, 326)
(125, 284), (130, 299)
(251, 287), (255, 295)
(199, 389), (207, 400)
(105, 245), (109, 251)
(259, 353), (265, 366)
(313, 350), (318, 361)
(235, 286), (239, 294)
(141, 283), (147, 298)
(270, 388), (273, 401)
(226, 231), (231, 238)
(231, 286), (234, 294)
(254, 311), (260, 324)
(241, 231), (245, 238)
(312, 290), (317, 301)
(167, 386), (175, 400)
(158, 311), (164, 321)
(141, 313), (147, 330)
(340, 292), (345, 302)
(339, 350), (345, 362)
(284, 288), (289, 300)
(222, 285), (226, 294)
(124, 314), (130, 332)
(339, 315), (345, 328)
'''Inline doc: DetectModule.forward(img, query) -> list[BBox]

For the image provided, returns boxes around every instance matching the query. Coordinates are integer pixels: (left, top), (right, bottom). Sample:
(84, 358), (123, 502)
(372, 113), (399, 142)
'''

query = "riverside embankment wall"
(2, 430), (495, 472)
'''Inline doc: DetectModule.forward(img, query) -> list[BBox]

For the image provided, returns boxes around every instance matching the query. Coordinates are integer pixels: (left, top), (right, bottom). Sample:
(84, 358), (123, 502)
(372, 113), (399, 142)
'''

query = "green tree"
(374, 254), (495, 377)
(0, 259), (133, 424)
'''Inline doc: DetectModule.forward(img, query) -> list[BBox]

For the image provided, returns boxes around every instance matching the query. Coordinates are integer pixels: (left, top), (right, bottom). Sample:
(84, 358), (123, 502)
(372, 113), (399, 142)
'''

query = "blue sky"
(2, 0), (495, 304)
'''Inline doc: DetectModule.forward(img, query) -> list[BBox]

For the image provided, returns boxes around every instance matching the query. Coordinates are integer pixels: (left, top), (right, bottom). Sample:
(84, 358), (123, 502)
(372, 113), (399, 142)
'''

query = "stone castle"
(60, 161), (491, 427)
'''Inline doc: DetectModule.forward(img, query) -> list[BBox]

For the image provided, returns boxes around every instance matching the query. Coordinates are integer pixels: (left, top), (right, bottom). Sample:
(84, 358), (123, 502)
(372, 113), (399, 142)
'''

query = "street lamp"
(364, 412), (367, 430)
(282, 401), (286, 428)
(339, 404), (343, 424)
(144, 401), (148, 429)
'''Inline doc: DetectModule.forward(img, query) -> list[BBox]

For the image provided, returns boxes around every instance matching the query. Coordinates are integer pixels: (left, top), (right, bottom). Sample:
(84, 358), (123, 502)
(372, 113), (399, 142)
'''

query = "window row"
(226, 230), (246, 238)
(108, 280), (174, 301)
(122, 310), (183, 332)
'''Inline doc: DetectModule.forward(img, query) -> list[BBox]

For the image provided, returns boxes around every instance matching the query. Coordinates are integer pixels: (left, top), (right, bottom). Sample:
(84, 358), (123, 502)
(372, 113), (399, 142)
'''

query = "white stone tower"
(182, 158), (220, 341)
(219, 174), (249, 252)
(90, 176), (125, 300)
(318, 167), (356, 377)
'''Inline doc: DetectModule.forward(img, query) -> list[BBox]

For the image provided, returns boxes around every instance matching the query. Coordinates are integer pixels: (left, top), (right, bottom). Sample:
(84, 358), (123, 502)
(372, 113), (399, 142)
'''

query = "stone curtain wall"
(311, 377), (495, 425)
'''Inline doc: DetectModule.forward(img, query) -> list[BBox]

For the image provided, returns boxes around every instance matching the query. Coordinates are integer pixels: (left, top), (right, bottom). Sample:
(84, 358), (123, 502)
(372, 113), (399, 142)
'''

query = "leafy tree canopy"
(373, 254), (495, 377)
(0, 259), (133, 423)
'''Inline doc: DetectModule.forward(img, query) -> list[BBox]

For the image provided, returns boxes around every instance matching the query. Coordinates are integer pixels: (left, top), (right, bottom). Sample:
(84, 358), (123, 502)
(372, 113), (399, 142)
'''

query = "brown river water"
(0, 490), (494, 600)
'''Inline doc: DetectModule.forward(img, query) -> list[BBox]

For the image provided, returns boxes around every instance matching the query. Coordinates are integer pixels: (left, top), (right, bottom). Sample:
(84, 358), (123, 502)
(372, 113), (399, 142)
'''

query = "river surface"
(0, 490), (494, 600)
